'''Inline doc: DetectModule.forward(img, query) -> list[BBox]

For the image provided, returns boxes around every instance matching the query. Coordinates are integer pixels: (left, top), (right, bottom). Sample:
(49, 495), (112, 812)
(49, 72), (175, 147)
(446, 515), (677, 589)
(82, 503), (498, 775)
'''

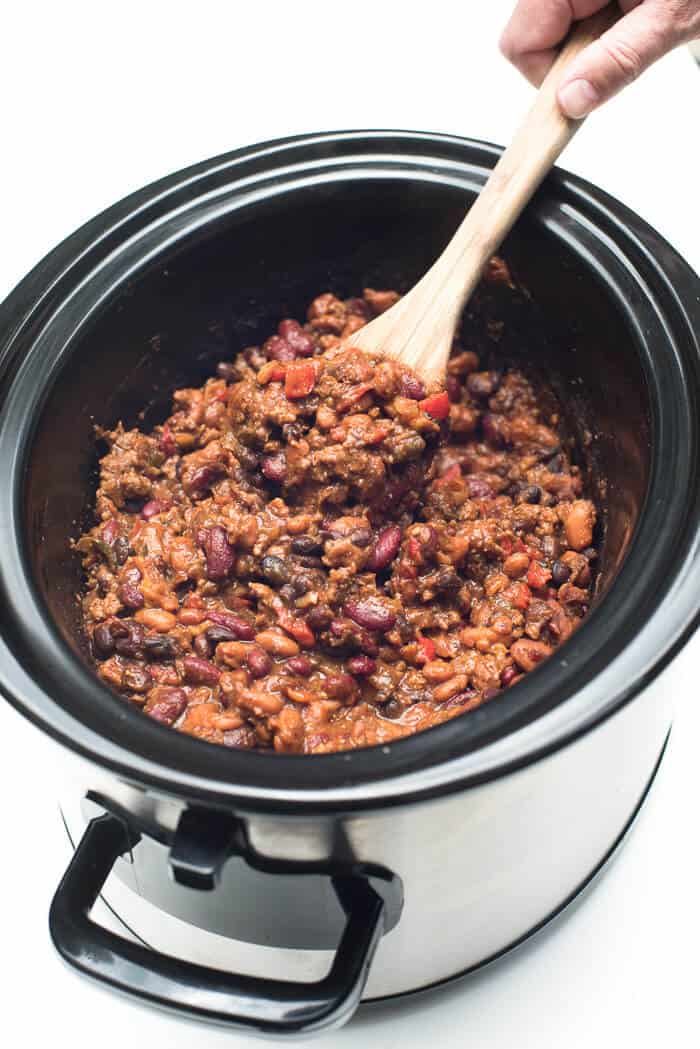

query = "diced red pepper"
(258, 360), (287, 385)
(274, 603), (316, 648)
(417, 635), (436, 664)
(337, 383), (375, 413)
(500, 536), (514, 557)
(285, 361), (317, 400)
(527, 560), (552, 590)
(419, 391), (450, 419)
(509, 581), (532, 610)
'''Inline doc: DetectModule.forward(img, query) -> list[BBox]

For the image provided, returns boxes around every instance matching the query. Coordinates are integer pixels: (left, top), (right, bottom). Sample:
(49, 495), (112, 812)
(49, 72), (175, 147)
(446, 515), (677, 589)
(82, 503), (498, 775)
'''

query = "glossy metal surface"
(59, 649), (674, 999)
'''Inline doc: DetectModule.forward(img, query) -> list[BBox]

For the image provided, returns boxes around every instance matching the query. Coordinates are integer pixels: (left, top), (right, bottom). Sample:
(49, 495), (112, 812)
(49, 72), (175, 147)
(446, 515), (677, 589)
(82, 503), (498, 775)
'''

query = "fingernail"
(558, 79), (599, 120)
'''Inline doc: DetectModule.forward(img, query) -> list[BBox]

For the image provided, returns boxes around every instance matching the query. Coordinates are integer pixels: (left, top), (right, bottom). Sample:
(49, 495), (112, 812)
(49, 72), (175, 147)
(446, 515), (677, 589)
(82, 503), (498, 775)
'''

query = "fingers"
(557, 1), (686, 117)
(500, 0), (613, 85)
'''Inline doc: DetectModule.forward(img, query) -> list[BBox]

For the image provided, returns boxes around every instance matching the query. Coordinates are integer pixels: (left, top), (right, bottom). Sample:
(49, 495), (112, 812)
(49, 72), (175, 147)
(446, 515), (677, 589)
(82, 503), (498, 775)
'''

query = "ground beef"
(76, 269), (597, 754)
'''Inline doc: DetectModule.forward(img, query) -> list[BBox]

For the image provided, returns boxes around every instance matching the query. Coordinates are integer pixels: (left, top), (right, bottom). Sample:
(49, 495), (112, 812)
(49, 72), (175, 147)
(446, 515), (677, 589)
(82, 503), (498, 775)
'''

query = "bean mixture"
(77, 262), (598, 754)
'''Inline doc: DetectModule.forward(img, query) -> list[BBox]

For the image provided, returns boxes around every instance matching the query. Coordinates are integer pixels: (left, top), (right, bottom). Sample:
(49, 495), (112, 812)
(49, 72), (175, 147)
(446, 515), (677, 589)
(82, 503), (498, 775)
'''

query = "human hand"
(500, 1), (700, 118)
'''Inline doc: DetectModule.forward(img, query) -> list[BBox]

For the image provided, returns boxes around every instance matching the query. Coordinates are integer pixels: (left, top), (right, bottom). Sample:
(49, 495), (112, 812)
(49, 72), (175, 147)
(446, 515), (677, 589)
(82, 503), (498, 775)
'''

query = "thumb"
(557, 2), (680, 118)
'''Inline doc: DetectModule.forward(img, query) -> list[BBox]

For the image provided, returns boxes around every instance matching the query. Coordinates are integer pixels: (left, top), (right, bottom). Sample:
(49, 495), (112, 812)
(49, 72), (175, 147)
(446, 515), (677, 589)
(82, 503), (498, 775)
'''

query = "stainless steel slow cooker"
(1, 131), (699, 1037)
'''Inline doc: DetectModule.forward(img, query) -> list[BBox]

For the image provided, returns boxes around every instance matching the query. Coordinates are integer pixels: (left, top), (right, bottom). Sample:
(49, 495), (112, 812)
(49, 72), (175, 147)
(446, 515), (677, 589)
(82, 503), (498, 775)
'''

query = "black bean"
(114, 537), (131, 564)
(260, 555), (290, 586)
(237, 445), (259, 472)
(551, 560), (572, 586)
(115, 621), (146, 658)
(217, 361), (237, 383)
(467, 371), (501, 398)
(582, 547), (598, 561)
(291, 536), (322, 556)
(206, 625), (238, 644)
(520, 485), (542, 504)
(92, 623), (115, 659)
(279, 583), (297, 603)
(144, 635), (179, 661)
(546, 454), (563, 474)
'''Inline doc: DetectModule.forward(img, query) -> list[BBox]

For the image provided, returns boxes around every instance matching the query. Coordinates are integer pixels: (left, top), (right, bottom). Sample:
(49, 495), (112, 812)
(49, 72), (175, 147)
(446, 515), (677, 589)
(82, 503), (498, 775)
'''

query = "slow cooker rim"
(1, 129), (699, 811)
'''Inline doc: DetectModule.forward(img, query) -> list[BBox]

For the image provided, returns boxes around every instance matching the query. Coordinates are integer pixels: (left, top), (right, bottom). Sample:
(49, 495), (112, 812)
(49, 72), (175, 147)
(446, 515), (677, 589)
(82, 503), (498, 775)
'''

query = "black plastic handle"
(49, 813), (387, 1035)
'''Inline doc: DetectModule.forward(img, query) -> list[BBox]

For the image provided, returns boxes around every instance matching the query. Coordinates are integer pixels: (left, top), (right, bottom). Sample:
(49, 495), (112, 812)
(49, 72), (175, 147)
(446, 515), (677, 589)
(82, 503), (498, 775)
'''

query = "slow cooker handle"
(49, 812), (386, 1036)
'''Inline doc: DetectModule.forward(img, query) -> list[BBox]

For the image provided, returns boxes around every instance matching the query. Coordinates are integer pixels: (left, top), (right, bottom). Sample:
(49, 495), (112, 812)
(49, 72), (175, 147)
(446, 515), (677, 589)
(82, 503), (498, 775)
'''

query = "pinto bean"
(564, 500), (595, 551)
(183, 654), (221, 685)
(503, 552), (530, 579)
(433, 674), (469, 702)
(255, 630), (300, 657)
(511, 638), (552, 673)
(137, 608), (177, 631)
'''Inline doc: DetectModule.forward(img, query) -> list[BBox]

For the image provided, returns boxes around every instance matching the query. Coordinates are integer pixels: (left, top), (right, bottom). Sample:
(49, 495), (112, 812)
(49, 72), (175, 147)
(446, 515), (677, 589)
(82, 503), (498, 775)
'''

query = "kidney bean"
(291, 535), (322, 556)
(366, 525), (402, 572)
(188, 463), (224, 499)
(264, 335), (298, 362)
(286, 655), (313, 677)
(260, 555), (290, 586)
(145, 687), (187, 725)
(482, 687), (501, 702)
(500, 665), (519, 687)
(122, 664), (152, 692)
(261, 452), (287, 482)
(551, 560), (571, 586)
(467, 371), (501, 398)
(465, 476), (493, 499)
(183, 654), (221, 685)
(278, 319), (315, 357)
(246, 647), (273, 679)
(114, 621), (146, 657)
(511, 638), (552, 673)
(400, 373), (426, 400)
(91, 623), (114, 659)
(344, 597), (397, 633)
(200, 526), (235, 581)
(347, 655), (377, 677)
(141, 500), (169, 520)
(118, 581), (144, 610)
(143, 634), (179, 660)
(207, 610), (256, 641)
(324, 673), (357, 702)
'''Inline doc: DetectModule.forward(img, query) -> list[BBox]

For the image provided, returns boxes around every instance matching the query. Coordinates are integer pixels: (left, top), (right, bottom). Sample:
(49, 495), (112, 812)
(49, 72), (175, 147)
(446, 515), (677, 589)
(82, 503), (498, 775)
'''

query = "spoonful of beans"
(346, 4), (619, 390)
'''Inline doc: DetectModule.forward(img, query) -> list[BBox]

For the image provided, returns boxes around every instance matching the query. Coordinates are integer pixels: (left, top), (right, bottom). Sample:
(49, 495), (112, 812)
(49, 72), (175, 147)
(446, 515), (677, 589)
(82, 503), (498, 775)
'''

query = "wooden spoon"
(346, 4), (619, 389)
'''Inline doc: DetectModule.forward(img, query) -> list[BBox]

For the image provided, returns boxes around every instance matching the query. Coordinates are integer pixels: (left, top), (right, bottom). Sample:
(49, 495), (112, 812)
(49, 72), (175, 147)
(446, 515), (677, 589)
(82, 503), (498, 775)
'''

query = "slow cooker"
(0, 131), (699, 1037)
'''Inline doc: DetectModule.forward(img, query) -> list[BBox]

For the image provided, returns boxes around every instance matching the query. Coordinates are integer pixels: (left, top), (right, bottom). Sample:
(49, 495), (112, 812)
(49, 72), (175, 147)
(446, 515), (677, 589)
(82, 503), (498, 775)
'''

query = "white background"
(1, 2), (699, 1047)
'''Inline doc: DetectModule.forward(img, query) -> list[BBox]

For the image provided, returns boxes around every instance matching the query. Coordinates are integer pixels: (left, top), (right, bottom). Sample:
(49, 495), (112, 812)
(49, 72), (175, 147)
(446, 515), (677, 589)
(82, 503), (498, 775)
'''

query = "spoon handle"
(354, 3), (620, 387)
